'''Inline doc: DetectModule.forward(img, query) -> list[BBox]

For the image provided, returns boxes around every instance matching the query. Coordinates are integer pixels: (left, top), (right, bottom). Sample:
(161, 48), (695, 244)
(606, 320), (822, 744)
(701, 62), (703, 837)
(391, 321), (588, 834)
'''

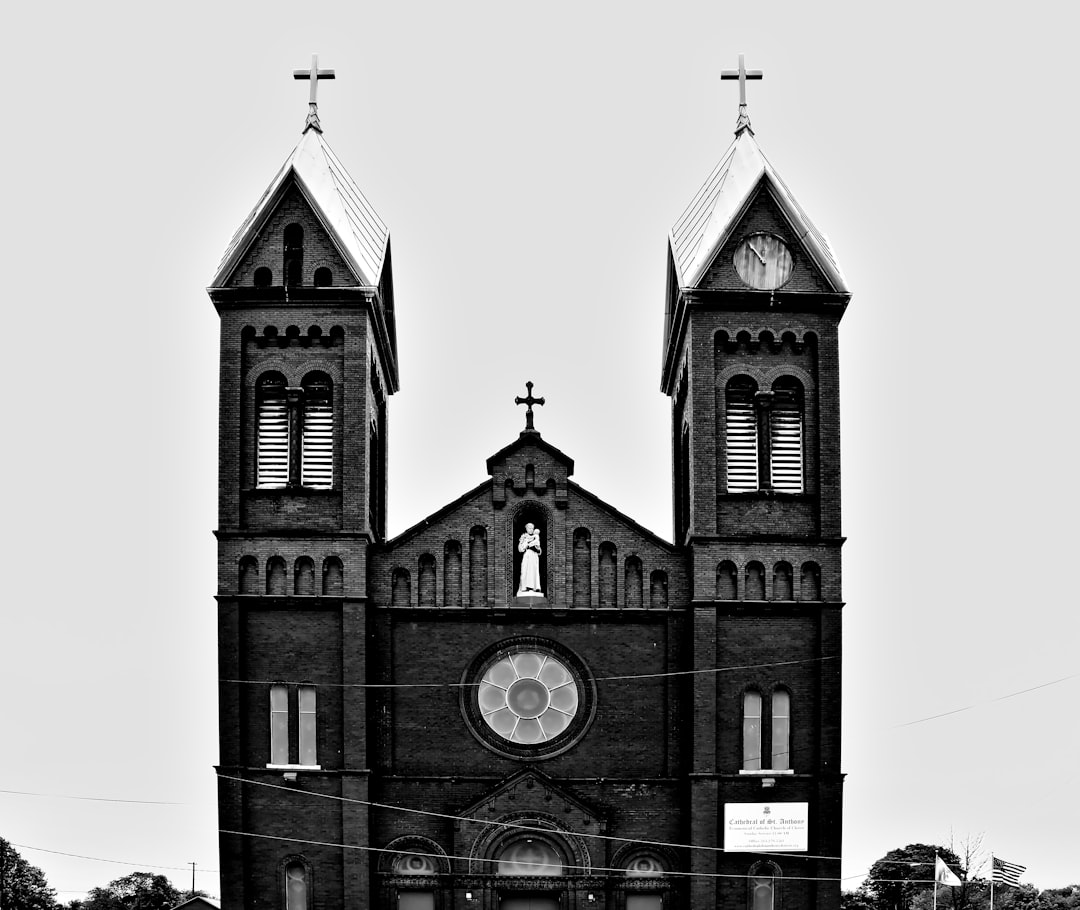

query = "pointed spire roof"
(210, 126), (390, 288)
(668, 126), (849, 294)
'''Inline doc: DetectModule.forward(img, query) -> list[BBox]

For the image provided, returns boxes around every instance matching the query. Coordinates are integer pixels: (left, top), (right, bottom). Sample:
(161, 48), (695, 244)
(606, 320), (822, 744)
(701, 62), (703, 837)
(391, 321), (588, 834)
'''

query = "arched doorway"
(496, 837), (563, 910)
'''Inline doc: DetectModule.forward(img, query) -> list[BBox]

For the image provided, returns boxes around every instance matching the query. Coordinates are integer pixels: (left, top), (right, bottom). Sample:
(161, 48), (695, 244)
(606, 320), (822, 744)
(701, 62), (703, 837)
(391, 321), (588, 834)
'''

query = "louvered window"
(301, 373), (333, 488)
(769, 379), (804, 492)
(257, 374), (289, 488)
(726, 378), (759, 491)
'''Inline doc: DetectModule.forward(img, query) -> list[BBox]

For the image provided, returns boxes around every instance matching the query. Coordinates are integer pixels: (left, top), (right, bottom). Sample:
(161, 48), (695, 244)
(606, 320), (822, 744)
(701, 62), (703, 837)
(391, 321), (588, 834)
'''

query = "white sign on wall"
(724, 802), (809, 852)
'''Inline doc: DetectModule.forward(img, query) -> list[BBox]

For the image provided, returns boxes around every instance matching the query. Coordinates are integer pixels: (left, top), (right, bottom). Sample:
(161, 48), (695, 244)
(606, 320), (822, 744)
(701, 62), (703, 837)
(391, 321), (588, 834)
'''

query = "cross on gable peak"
(514, 381), (545, 435)
(720, 53), (763, 136)
(293, 54), (336, 134)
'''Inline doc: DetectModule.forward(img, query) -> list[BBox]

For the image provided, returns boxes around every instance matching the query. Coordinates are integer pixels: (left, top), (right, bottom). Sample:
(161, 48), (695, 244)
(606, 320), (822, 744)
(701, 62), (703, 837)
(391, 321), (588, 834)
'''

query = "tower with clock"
(210, 55), (849, 910)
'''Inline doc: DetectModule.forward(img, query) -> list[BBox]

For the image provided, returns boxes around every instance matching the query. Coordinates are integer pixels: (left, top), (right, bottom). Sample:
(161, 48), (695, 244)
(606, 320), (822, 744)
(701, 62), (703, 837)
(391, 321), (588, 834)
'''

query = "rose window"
(477, 651), (579, 744)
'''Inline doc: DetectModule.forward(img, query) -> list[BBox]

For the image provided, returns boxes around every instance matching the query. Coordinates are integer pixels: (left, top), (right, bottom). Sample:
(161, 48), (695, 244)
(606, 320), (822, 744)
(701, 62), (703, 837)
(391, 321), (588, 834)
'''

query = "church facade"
(210, 60), (849, 910)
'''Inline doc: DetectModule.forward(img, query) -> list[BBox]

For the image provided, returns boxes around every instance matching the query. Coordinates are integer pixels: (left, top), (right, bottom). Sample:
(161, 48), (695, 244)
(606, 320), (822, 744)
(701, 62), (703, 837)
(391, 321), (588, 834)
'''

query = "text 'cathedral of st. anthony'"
(209, 54), (850, 910)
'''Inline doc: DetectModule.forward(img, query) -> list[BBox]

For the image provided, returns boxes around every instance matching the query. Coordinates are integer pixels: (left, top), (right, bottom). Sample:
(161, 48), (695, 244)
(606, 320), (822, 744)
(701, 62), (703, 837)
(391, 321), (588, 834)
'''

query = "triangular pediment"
(210, 127), (390, 288)
(459, 769), (602, 833)
(668, 129), (848, 294)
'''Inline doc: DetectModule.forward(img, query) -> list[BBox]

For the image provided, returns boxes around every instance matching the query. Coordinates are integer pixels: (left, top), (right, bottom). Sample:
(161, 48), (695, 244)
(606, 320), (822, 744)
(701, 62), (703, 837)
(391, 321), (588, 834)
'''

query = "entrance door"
(499, 896), (560, 910)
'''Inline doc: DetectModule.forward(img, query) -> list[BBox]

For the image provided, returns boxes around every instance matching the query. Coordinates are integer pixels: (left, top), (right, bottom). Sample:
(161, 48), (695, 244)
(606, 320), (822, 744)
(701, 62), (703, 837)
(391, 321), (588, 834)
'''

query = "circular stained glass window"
(478, 651), (579, 744)
(462, 638), (595, 759)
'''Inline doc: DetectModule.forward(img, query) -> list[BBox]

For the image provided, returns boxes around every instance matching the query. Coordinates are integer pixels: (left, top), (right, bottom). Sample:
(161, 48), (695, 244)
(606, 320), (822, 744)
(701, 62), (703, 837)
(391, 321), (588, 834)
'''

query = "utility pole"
(189, 862), (196, 896)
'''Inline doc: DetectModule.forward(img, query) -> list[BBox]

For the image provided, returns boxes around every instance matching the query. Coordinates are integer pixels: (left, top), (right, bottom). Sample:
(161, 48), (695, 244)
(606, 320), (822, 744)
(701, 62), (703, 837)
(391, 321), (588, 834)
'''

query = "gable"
(224, 181), (356, 288)
(698, 184), (834, 293)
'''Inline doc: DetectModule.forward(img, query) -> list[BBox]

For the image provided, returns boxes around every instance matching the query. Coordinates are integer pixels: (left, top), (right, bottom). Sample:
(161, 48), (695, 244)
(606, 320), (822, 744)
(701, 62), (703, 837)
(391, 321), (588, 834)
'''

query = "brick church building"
(210, 57), (849, 910)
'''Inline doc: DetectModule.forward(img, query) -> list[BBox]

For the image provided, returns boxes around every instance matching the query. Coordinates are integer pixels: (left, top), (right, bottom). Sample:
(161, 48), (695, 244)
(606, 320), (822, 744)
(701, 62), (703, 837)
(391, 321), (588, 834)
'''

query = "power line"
(219, 655), (839, 689)
(217, 773), (843, 862)
(891, 672), (1079, 728)
(220, 828), (847, 883)
(0, 789), (184, 806)
(10, 843), (217, 875)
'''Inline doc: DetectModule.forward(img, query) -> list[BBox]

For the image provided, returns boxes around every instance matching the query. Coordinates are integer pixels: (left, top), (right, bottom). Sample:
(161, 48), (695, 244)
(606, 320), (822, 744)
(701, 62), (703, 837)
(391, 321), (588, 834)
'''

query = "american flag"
(992, 857), (1026, 887)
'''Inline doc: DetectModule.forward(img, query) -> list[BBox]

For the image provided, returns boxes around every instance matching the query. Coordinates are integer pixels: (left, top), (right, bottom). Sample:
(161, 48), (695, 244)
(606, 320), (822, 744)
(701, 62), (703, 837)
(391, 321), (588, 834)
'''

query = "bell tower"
(663, 57), (849, 910)
(209, 58), (396, 910)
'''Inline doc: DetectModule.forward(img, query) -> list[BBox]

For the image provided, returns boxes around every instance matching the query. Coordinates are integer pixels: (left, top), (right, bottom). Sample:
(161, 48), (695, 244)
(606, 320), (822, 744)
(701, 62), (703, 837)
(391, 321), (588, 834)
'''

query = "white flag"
(935, 856), (962, 887)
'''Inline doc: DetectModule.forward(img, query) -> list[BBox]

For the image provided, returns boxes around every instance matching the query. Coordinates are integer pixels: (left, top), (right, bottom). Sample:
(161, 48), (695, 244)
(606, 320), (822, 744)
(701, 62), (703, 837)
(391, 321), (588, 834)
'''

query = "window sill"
(266, 763), (322, 771)
(247, 487), (338, 497)
(739, 769), (794, 776)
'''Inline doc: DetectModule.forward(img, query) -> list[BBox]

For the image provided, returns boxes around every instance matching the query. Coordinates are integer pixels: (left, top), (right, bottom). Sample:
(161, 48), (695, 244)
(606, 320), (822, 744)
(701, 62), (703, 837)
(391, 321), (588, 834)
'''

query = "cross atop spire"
(293, 54), (336, 133)
(515, 381), (545, 434)
(720, 54), (763, 135)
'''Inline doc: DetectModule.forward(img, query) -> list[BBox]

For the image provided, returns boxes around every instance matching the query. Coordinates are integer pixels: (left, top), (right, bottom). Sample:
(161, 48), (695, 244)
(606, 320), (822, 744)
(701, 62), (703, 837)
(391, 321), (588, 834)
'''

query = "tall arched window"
(284, 223), (304, 287)
(444, 541), (462, 606)
(298, 685), (317, 767)
(418, 554), (436, 607)
(598, 542), (617, 607)
(300, 373), (333, 488)
(256, 373), (289, 488)
(772, 690), (790, 771)
(469, 527), (487, 606)
(743, 690), (762, 771)
(284, 860), (309, 910)
(392, 568), (411, 607)
(748, 863), (780, 910)
(726, 376), (759, 491)
(625, 556), (643, 608)
(573, 529), (591, 607)
(770, 377), (804, 492)
(650, 570), (668, 609)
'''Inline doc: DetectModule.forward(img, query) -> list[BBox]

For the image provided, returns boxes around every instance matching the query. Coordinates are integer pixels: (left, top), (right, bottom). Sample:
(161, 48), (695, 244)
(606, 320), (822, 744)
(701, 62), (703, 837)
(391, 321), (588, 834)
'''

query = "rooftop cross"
(720, 53), (763, 135)
(293, 54), (336, 133)
(514, 381), (545, 434)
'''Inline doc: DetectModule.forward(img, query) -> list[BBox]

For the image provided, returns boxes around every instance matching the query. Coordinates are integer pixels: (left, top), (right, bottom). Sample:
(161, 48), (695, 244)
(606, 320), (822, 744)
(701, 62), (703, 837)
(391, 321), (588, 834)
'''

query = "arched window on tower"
(300, 372), (333, 488)
(256, 373), (289, 488)
(800, 561), (821, 601)
(267, 556), (287, 595)
(313, 267), (332, 287)
(294, 557), (315, 595)
(322, 556), (344, 596)
(726, 376), (759, 491)
(770, 377), (804, 492)
(239, 556), (259, 594)
(716, 560), (738, 600)
(284, 223), (304, 287)
(745, 561), (765, 600)
(773, 561), (794, 601)
(253, 266), (272, 287)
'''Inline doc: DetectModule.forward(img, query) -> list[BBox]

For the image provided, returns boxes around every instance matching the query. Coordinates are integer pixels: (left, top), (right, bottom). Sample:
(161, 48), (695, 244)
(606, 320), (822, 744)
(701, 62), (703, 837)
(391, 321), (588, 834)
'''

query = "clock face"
(733, 233), (794, 290)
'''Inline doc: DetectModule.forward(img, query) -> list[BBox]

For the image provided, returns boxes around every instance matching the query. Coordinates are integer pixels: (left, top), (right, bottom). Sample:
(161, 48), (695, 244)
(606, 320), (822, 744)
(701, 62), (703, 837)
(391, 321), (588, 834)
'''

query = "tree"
(0, 839), (59, 910)
(79, 873), (181, 910)
(860, 844), (964, 910)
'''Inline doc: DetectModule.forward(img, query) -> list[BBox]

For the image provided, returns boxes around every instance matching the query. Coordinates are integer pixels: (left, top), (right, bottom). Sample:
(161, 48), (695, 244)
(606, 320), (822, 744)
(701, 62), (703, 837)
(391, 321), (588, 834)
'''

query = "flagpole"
(989, 856), (995, 910)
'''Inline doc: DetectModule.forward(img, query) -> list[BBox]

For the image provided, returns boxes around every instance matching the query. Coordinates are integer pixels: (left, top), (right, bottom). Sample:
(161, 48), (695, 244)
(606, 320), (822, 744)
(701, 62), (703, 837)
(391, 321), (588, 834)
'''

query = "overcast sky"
(3, 0), (1078, 901)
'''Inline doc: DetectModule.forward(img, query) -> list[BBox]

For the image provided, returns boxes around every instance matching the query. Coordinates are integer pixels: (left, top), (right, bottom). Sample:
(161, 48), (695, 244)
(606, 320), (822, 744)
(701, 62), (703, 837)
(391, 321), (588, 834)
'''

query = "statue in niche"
(516, 522), (543, 596)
